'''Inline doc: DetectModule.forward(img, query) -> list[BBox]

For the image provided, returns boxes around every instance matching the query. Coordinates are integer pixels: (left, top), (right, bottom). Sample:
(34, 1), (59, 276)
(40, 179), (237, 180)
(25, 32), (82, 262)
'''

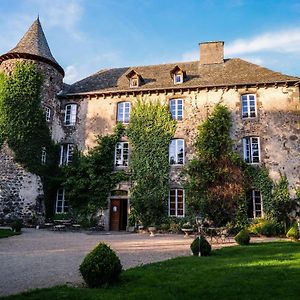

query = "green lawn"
(2, 242), (300, 300)
(0, 229), (20, 238)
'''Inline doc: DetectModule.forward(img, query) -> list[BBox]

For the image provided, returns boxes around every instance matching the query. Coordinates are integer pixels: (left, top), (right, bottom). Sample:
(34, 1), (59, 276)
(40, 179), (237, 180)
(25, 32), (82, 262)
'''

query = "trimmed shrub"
(249, 218), (284, 237)
(11, 219), (22, 232)
(80, 242), (122, 288)
(190, 236), (211, 256)
(286, 225), (299, 241)
(235, 229), (250, 245)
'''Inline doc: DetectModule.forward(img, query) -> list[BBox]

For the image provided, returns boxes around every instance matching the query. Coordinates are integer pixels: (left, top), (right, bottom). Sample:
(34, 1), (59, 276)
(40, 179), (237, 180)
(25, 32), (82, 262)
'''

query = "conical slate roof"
(0, 18), (64, 75)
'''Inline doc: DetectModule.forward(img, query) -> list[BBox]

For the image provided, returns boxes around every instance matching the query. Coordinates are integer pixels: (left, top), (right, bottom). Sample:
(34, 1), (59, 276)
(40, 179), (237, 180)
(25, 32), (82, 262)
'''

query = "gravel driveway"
(0, 228), (195, 297)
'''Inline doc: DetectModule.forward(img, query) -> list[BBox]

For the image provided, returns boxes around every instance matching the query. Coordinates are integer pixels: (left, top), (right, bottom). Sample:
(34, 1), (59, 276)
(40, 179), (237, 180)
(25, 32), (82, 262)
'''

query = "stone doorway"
(110, 198), (128, 231)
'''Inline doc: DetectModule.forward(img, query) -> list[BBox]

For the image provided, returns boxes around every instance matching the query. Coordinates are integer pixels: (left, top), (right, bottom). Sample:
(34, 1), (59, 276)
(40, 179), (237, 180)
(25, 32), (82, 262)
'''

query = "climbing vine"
(63, 123), (126, 218)
(127, 99), (176, 226)
(184, 104), (248, 228)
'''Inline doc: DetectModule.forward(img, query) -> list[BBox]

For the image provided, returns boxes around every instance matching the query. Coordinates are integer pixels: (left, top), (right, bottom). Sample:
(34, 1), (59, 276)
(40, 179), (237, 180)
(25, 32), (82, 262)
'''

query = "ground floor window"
(55, 188), (69, 213)
(247, 190), (263, 218)
(169, 189), (185, 217)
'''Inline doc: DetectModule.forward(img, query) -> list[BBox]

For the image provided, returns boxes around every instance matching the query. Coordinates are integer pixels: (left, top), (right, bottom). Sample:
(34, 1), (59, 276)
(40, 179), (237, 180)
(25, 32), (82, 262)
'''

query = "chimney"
(199, 41), (224, 64)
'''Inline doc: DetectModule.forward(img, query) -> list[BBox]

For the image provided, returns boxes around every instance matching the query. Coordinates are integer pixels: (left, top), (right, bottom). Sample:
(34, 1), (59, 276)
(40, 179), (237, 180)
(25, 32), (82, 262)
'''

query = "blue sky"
(1, 0), (300, 83)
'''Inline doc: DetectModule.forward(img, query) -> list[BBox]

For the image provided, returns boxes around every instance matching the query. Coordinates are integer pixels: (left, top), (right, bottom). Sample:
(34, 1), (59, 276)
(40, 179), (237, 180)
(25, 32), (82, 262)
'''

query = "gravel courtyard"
(0, 228), (197, 297)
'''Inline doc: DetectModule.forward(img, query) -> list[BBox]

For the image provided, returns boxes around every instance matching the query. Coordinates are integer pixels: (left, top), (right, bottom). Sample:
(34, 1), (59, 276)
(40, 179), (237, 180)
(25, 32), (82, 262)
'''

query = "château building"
(0, 18), (299, 230)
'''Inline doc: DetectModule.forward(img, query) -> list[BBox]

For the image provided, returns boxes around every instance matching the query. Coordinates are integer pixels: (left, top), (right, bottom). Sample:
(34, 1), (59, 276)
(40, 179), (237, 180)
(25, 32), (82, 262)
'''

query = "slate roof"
(0, 18), (64, 75)
(63, 58), (300, 95)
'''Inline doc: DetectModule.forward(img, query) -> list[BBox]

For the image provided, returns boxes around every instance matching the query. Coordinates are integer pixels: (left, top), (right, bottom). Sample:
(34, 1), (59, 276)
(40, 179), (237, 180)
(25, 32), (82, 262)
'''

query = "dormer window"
(126, 69), (142, 88)
(170, 65), (186, 85)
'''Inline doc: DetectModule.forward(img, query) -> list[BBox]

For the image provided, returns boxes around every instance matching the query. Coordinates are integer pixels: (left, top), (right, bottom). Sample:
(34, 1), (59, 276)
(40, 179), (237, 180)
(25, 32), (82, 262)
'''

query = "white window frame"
(41, 147), (47, 165)
(55, 188), (69, 213)
(168, 189), (185, 217)
(45, 106), (51, 122)
(250, 190), (263, 218)
(59, 144), (74, 166)
(64, 104), (77, 126)
(169, 139), (185, 165)
(174, 73), (183, 84)
(130, 77), (139, 88)
(115, 142), (129, 167)
(170, 99), (184, 120)
(117, 102), (130, 124)
(241, 94), (257, 118)
(243, 137), (260, 164)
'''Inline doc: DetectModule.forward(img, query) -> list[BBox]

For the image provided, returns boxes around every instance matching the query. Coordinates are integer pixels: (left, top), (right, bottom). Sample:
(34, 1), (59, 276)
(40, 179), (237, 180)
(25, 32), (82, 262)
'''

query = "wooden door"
(110, 199), (121, 231)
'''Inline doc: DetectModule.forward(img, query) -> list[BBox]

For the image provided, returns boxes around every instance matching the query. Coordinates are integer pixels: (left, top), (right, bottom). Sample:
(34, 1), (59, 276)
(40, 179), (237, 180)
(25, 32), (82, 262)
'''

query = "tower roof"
(0, 18), (64, 75)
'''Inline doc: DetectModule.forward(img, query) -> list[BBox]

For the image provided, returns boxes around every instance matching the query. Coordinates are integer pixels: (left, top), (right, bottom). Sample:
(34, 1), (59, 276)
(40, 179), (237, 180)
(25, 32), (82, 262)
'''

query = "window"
(45, 106), (51, 122)
(117, 102), (130, 123)
(170, 99), (183, 120)
(130, 77), (139, 88)
(174, 73), (183, 84)
(64, 104), (77, 126)
(169, 139), (184, 165)
(241, 94), (257, 118)
(115, 142), (129, 167)
(55, 188), (69, 213)
(169, 189), (185, 217)
(243, 137), (260, 164)
(41, 147), (47, 165)
(60, 144), (74, 165)
(247, 190), (263, 218)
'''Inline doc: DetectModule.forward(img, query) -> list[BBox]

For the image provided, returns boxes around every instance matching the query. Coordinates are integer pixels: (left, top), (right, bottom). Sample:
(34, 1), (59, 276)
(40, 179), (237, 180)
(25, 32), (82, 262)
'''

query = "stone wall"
(0, 144), (44, 224)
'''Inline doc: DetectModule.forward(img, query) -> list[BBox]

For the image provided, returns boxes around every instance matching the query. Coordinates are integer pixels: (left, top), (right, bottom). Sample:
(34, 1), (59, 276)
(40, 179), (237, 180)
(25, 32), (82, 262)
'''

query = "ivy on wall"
(127, 99), (176, 226)
(63, 123), (126, 217)
(0, 62), (60, 218)
(184, 104), (247, 227)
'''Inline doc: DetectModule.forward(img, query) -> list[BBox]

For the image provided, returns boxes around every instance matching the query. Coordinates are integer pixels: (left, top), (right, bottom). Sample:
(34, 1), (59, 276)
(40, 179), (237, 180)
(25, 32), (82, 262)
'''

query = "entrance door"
(110, 199), (128, 231)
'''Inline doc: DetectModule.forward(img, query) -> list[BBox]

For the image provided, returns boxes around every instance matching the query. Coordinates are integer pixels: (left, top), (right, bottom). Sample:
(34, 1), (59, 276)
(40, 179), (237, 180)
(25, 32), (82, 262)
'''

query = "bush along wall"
(0, 62), (61, 219)
(127, 99), (176, 226)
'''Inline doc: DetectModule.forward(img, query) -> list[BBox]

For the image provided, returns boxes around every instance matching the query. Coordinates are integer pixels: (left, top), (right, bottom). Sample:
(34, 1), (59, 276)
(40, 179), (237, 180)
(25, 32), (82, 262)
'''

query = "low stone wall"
(0, 144), (44, 224)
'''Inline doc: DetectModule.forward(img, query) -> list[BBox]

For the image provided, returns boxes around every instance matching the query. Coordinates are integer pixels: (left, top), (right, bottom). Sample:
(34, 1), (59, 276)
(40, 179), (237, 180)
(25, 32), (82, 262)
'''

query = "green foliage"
(64, 123), (126, 216)
(190, 236), (212, 256)
(11, 219), (23, 232)
(79, 242), (122, 288)
(235, 229), (250, 245)
(184, 104), (247, 227)
(286, 225), (299, 241)
(249, 218), (284, 237)
(271, 174), (290, 223)
(127, 99), (176, 226)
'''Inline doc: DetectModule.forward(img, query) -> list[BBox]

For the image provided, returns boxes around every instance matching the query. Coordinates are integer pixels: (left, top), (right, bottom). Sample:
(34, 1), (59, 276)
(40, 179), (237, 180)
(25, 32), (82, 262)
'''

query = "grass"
(0, 229), (20, 238)
(2, 242), (300, 300)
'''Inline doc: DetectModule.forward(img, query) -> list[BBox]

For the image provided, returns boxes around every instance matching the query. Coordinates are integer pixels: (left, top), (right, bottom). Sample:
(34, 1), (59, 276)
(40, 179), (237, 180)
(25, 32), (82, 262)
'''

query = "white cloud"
(64, 65), (79, 84)
(238, 56), (264, 65)
(226, 28), (300, 56)
(181, 50), (198, 62)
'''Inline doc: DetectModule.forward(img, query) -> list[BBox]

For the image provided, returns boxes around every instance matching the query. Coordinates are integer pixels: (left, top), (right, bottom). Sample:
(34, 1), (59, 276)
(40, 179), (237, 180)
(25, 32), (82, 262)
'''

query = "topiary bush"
(190, 236), (211, 256)
(235, 229), (250, 245)
(79, 242), (122, 287)
(249, 218), (284, 237)
(11, 219), (22, 232)
(286, 225), (299, 241)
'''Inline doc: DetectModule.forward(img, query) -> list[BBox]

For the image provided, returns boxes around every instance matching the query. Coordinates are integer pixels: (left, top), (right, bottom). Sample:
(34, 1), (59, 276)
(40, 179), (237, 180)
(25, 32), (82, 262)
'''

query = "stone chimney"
(199, 41), (224, 64)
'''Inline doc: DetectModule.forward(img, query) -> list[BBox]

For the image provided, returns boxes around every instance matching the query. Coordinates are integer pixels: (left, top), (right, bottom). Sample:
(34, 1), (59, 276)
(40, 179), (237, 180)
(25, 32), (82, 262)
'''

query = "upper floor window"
(126, 69), (142, 88)
(243, 137), (260, 164)
(170, 99), (183, 120)
(169, 139), (184, 165)
(45, 106), (51, 122)
(130, 77), (139, 88)
(55, 188), (69, 213)
(174, 73), (183, 84)
(117, 102), (130, 124)
(169, 189), (185, 217)
(247, 190), (263, 218)
(115, 142), (129, 167)
(170, 65), (186, 85)
(60, 144), (74, 166)
(64, 104), (77, 126)
(241, 94), (257, 118)
(41, 147), (47, 165)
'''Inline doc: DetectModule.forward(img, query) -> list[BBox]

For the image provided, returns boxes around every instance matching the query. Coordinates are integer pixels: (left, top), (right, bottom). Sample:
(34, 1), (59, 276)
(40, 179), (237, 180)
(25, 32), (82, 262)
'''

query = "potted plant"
(181, 222), (194, 237)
